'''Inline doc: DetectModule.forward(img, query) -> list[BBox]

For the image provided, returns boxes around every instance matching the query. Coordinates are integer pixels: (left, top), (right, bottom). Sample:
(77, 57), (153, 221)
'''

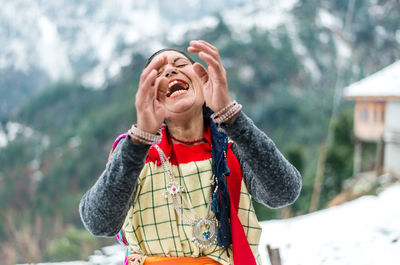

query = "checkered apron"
(111, 135), (263, 265)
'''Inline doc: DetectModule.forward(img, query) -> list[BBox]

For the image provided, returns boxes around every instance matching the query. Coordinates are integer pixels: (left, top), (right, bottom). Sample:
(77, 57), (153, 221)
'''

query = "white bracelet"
(213, 103), (242, 124)
(128, 125), (161, 145)
(128, 132), (153, 145)
(210, 101), (237, 120)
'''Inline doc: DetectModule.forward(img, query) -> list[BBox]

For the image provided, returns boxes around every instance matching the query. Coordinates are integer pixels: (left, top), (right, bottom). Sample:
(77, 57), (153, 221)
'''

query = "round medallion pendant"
(192, 218), (217, 249)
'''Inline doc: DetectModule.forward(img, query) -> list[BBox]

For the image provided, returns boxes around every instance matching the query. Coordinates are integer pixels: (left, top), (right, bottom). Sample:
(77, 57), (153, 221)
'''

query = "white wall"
(384, 101), (400, 175)
(386, 101), (400, 131)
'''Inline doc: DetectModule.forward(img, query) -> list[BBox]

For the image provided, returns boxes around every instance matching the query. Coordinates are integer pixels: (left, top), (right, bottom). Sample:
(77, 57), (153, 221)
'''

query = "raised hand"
(135, 55), (168, 134)
(187, 40), (232, 113)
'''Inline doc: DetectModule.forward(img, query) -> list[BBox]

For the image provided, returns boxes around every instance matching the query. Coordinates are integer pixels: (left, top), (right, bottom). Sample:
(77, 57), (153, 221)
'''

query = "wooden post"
(280, 206), (292, 219)
(375, 136), (384, 176)
(309, 142), (327, 212)
(267, 244), (282, 265)
(353, 138), (362, 176)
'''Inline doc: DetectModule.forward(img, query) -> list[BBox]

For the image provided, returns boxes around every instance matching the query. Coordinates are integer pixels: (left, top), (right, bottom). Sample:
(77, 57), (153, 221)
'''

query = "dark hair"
(144, 48), (195, 68)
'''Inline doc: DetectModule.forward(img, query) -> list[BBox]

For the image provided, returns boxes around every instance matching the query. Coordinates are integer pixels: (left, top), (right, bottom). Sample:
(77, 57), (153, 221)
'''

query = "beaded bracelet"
(212, 102), (242, 124)
(210, 101), (237, 120)
(128, 130), (159, 145)
(128, 133), (153, 145)
(128, 125), (161, 145)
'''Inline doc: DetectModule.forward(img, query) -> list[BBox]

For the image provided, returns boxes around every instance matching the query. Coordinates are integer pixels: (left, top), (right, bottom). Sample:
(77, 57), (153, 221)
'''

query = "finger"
(188, 41), (216, 57)
(156, 77), (168, 103)
(189, 40), (219, 60)
(198, 40), (218, 52)
(140, 55), (166, 84)
(187, 46), (201, 53)
(198, 51), (221, 72)
(139, 69), (158, 100)
(189, 42), (224, 75)
(190, 40), (217, 51)
(193, 63), (209, 84)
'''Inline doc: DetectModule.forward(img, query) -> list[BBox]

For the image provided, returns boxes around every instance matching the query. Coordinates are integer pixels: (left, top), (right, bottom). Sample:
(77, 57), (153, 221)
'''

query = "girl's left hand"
(187, 40), (232, 113)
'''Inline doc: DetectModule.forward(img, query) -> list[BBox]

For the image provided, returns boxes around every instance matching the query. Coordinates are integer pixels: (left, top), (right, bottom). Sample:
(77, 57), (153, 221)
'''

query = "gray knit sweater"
(79, 111), (302, 236)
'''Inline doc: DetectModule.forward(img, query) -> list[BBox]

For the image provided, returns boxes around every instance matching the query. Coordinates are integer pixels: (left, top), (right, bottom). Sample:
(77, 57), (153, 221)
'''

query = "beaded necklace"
(167, 129), (205, 145)
(169, 134), (205, 145)
(154, 144), (218, 249)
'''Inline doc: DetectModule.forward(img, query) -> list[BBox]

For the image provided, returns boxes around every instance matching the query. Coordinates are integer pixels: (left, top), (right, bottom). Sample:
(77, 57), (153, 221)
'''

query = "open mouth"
(167, 79), (189, 98)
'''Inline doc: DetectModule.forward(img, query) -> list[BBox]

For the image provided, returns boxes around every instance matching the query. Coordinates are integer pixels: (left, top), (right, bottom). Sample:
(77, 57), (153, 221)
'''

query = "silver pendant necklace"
(154, 144), (218, 249)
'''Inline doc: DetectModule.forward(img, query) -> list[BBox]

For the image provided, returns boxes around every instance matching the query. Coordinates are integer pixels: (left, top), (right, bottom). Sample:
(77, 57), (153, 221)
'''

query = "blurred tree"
(322, 106), (354, 206)
(45, 227), (100, 261)
(285, 144), (305, 174)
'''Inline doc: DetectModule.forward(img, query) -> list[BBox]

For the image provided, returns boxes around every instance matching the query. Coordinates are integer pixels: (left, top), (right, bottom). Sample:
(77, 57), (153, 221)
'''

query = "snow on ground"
(26, 261), (89, 265)
(258, 184), (400, 265)
(19, 245), (126, 265)
(88, 245), (126, 265)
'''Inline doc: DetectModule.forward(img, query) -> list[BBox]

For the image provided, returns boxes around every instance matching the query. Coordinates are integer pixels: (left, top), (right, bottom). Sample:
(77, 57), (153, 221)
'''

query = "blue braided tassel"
(204, 106), (232, 255)
(212, 192), (220, 213)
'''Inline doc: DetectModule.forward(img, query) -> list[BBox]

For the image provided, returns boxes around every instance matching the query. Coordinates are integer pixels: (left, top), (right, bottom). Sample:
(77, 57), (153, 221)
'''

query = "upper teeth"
(168, 80), (188, 89)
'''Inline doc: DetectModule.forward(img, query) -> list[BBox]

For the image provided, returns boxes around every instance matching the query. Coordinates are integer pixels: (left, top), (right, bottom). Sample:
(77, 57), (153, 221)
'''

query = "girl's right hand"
(135, 55), (168, 134)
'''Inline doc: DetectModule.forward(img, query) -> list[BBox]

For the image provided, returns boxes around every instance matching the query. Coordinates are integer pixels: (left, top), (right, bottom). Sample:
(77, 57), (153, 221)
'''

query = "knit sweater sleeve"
(79, 137), (150, 236)
(221, 111), (302, 208)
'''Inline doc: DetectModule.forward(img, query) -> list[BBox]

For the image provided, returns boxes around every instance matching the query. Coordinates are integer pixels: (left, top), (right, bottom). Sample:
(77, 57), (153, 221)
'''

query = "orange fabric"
(144, 256), (221, 265)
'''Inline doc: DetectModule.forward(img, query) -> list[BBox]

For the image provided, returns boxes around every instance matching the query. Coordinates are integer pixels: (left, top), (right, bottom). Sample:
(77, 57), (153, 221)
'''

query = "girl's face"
(151, 50), (205, 116)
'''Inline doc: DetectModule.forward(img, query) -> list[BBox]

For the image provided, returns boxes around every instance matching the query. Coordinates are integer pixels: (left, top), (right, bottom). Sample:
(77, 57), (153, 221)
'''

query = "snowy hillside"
(259, 184), (400, 265)
(3, 0), (398, 113)
(0, 0), (248, 82)
(1, 0), (370, 87)
(0, 0), (165, 81)
(0, 0), (292, 116)
(0, 0), (304, 88)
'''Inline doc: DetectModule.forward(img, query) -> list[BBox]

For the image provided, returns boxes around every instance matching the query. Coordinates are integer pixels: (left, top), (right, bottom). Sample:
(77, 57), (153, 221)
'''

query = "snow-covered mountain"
(2, 0), (399, 134)
(0, 0), (256, 118)
(1, 0), (399, 109)
(2, 0), (398, 105)
(0, 0), (301, 118)
(1, 0), (163, 81)
(0, 0), (249, 81)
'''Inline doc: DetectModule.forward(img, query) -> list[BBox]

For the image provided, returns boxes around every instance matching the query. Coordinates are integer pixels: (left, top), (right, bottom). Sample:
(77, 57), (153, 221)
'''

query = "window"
(358, 108), (369, 123)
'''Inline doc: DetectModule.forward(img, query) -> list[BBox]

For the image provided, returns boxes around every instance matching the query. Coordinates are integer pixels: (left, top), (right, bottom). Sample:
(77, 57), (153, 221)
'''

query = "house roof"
(343, 60), (400, 99)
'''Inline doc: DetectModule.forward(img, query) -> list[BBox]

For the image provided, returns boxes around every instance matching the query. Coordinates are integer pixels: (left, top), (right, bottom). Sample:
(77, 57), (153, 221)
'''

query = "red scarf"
(226, 148), (257, 265)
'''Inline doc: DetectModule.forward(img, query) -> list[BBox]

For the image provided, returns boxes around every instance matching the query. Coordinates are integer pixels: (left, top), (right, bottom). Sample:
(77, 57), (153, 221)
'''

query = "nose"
(164, 65), (178, 77)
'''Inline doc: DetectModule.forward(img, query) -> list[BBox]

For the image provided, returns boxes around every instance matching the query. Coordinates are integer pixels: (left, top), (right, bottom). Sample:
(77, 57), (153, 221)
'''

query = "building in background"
(344, 61), (400, 176)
